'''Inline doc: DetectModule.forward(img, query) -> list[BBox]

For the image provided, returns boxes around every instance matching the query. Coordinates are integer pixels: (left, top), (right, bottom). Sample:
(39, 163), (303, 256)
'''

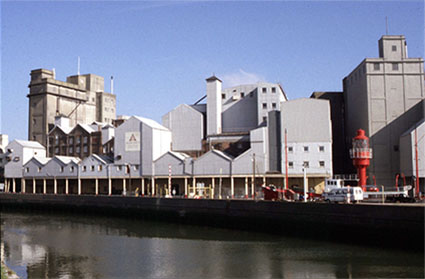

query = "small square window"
(262, 116), (267, 122)
(319, 161), (325, 167)
(392, 45), (397, 51)
(82, 166), (87, 172)
(91, 165), (95, 171)
(38, 167), (42, 173)
(262, 88), (267, 93)
(304, 146), (309, 152)
(240, 92), (244, 98)
(392, 63), (399, 71)
(319, 146), (324, 152)
(272, 87), (276, 93)
(288, 146), (293, 152)
(393, 145), (399, 152)
(262, 103), (267, 109)
(303, 161), (309, 168)
(134, 165), (139, 171)
(272, 103), (276, 109)
(288, 162), (293, 168)
(222, 94), (226, 99)
(373, 63), (380, 71)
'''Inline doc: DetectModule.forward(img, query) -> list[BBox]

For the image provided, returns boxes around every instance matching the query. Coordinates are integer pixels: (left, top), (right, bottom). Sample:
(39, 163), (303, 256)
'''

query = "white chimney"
(54, 115), (70, 131)
(206, 75), (222, 135)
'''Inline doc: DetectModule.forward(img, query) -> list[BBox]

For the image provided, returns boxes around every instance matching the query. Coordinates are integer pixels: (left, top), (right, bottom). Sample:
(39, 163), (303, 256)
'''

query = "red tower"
(350, 129), (372, 189)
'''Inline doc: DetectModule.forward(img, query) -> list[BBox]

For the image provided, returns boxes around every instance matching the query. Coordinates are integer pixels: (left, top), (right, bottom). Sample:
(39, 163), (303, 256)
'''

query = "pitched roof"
(206, 75), (222, 82)
(48, 124), (72, 135)
(28, 156), (51, 166)
(54, 156), (81, 165)
(78, 124), (96, 134)
(14, 140), (45, 149)
(133, 116), (169, 131)
(90, 154), (114, 164)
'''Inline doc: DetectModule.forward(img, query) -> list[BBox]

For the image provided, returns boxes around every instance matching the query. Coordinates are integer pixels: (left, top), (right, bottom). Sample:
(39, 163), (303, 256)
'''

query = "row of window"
(221, 87), (278, 100)
(262, 103), (277, 109)
(373, 63), (399, 71)
(54, 145), (88, 154)
(348, 61), (401, 86)
(288, 161), (326, 168)
(287, 146), (325, 152)
(51, 135), (89, 145)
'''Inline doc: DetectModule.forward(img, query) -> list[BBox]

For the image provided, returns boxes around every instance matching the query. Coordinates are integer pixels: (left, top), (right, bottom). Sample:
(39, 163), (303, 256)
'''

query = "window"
(288, 146), (293, 152)
(319, 161), (325, 167)
(77, 136), (81, 144)
(70, 166), (74, 172)
(319, 146), (325, 152)
(240, 92), (245, 98)
(304, 146), (309, 152)
(69, 146), (73, 153)
(54, 147), (59, 153)
(55, 135), (59, 145)
(392, 63), (399, 71)
(288, 162), (293, 168)
(32, 118), (36, 125)
(303, 161), (309, 168)
(393, 145), (399, 152)
(117, 166), (122, 171)
(76, 146), (80, 153)
(262, 88), (267, 93)
(373, 63), (380, 71)
(26, 167), (29, 173)
(134, 165), (139, 171)
(83, 146), (88, 153)
(222, 93), (226, 99)
(262, 116), (267, 122)
(38, 167), (42, 173)
(82, 166), (87, 172)
(272, 87), (276, 93)
(83, 136), (88, 144)
(392, 45), (397, 51)
(91, 165), (95, 172)
(262, 103), (267, 109)
(60, 166), (64, 173)
(98, 165), (103, 171)
(272, 103), (276, 109)
(69, 137), (74, 144)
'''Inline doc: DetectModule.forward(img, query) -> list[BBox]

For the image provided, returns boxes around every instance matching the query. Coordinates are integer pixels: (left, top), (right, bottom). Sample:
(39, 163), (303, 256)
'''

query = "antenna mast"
(385, 16), (389, 35)
(77, 56), (80, 75)
(111, 76), (114, 94)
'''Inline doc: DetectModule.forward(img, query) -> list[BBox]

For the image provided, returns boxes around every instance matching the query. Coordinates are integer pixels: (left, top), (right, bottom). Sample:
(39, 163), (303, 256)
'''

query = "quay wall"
(0, 193), (423, 250)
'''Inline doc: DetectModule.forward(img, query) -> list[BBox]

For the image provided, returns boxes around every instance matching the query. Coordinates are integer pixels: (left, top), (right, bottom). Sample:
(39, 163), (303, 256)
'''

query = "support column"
(141, 178), (145, 196)
(12, 179), (16, 193)
(78, 178), (81, 195)
(95, 178), (99, 196)
(251, 177), (255, 199)
(192, 177), (196, 197)
(108, 178), (112, 196)
(65, 179), (69, 195)
(22, 178), (26, 194)
(151, 177), (155, 196)
(184, 178), (188, 198)
(33, 178), (36, 194)
(231, 176), (234, 198)
(43, 179), (46, 194)
(123, 178), (126, 196)
(54, 178), (57, 195)
(245, 177), (248, 198)
(211, 178), (215, 199)
(263, 176), (266, 186)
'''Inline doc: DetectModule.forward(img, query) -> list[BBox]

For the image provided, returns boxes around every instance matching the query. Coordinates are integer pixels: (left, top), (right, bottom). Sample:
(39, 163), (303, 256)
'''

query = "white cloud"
(221, 69), (266, 87)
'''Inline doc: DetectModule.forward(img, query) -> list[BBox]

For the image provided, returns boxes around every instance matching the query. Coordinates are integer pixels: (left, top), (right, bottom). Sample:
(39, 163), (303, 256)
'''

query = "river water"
(1, 210), (423, 279)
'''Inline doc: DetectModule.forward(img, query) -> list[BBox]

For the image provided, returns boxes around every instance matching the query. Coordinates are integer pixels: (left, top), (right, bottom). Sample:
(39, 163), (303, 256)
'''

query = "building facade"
(343, 35), (425, 186)
(28, 69), (116, 147)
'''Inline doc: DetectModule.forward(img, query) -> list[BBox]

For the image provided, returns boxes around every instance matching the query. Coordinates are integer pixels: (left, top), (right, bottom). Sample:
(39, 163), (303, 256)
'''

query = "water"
(1, 210), (423, 279)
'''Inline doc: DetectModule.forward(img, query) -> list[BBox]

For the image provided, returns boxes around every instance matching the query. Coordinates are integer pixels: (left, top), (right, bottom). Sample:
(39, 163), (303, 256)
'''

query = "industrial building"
(27, 69), (116, 147)
(343, 35), (424, 187)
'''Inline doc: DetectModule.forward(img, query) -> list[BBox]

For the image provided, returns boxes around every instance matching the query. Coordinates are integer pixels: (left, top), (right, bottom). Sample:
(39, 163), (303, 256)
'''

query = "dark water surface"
(1, 210), (423, 279)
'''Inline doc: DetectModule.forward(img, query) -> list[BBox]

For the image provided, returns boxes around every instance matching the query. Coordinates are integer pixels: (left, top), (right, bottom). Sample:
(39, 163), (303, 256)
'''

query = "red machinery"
(350, 129), (372, 190)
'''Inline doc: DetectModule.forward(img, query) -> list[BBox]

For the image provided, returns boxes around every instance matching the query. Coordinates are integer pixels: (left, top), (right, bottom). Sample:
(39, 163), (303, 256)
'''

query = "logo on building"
(125, 132), (140, 151)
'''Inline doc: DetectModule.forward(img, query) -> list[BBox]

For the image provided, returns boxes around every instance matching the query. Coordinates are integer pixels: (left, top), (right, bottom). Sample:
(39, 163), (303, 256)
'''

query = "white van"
(323, 187), (363, 203)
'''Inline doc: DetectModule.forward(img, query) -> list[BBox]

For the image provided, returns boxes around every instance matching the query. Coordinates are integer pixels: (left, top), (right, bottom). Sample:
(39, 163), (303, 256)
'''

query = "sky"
(1, 0), (424, 142)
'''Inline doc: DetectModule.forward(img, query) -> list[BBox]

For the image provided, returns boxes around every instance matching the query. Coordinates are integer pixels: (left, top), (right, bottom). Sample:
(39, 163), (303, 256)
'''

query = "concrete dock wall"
(0, 193), (423, 250)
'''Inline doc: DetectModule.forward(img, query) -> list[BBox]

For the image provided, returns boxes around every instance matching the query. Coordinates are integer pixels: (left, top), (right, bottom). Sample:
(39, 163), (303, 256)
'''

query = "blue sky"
(1, 0), (424, 141)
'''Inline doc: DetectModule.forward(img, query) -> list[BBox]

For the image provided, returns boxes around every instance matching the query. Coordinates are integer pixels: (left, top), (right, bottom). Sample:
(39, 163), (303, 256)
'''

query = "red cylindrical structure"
(350, 129), (372, 190)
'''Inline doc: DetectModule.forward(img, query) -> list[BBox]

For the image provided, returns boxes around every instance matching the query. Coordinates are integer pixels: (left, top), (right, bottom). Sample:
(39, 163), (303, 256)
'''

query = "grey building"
(28, 69), (116, 147)
(343, 35), (425, 186)
(399, 118), (425, 190)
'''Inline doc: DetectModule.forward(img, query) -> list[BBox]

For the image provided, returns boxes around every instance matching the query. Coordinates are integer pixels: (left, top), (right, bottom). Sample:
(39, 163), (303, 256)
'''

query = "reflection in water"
(1, 210), (423, 278)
